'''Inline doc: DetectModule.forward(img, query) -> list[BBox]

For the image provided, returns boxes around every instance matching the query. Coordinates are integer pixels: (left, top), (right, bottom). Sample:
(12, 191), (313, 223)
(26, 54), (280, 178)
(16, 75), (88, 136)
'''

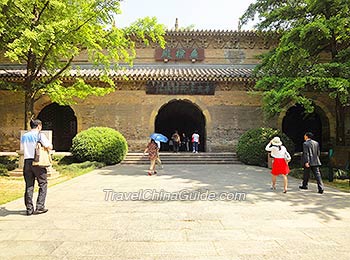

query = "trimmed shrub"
(71, 127), (128, 165)
(236, 127), (294, 167)
(0, 156), (18, 175)
(0, 164), (9, 176)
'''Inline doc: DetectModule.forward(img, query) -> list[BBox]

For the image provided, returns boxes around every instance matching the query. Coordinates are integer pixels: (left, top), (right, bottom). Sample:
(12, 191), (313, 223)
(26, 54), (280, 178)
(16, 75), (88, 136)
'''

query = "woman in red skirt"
(265, 136), (291, 193)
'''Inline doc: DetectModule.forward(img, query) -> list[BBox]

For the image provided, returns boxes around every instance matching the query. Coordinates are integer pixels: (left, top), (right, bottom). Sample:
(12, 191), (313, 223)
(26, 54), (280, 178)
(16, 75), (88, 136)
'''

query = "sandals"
(148, 171), (157, 176)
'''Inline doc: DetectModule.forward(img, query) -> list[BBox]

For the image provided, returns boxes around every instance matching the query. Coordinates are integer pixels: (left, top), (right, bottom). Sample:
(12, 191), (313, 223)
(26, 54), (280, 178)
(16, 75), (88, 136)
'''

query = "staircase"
(121, 152), (241, 165)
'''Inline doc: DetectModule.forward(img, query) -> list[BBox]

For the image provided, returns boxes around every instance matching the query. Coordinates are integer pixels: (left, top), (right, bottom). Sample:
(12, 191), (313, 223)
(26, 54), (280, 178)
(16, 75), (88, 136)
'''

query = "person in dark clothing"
(182, 133), (190, 152)
(172, 130), (180, 153)
(299, 132), (324, 194)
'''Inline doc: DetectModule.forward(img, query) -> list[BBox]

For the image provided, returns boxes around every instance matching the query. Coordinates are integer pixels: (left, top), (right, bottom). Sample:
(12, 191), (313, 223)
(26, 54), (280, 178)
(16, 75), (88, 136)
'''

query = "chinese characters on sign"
(155, 48), (205, 62)
(146, 81), (215, 95)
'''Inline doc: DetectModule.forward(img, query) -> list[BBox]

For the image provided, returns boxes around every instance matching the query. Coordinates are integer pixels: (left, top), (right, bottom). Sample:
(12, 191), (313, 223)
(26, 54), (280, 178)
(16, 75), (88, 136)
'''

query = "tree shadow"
(99, 163), (350, 222)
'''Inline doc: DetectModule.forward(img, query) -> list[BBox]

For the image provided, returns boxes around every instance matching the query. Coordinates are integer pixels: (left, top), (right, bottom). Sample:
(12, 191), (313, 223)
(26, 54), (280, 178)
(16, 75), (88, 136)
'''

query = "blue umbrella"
(150, 133), (168, 143)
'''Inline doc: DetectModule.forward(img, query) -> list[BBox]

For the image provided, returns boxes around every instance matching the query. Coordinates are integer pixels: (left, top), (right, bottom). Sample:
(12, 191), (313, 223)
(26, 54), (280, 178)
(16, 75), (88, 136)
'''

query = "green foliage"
(0, 0), (165, 127)
(0, 156), (18, 174)
(240, 0), (350, 118)
(71, 127), (128, 165)
(0, 164), (9, 176)
(236, 127), (294, 167)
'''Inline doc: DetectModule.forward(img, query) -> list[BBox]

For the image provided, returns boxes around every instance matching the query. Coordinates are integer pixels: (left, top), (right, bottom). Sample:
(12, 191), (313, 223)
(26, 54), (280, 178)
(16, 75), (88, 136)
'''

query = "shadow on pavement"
(0, 207), (27, 217)
(100, 164), (350, 222)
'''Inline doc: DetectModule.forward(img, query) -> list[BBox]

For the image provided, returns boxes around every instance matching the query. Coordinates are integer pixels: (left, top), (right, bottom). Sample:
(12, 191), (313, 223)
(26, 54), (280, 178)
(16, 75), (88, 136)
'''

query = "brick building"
(0, 30), (349, 156)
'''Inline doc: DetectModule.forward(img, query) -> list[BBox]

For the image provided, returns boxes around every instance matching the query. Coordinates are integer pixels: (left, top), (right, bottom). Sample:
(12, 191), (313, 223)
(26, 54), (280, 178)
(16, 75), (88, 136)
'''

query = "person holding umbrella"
(144, 133), (168, 175)
(143, 139), (159, 176)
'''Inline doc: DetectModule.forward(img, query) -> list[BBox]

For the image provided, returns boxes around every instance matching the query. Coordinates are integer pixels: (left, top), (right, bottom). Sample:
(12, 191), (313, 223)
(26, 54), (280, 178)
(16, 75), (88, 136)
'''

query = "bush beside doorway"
(71, 127), (128, 165)
(236, 127), (294, 167)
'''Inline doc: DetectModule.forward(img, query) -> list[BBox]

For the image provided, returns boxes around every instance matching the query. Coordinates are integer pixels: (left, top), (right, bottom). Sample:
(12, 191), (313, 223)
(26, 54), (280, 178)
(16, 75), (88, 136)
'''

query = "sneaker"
(34, 208), (48, 215)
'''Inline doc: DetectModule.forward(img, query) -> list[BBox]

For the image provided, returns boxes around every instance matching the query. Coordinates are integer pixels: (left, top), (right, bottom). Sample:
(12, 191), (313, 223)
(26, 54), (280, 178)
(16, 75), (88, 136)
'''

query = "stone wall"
(0, 91), (24, 151)
(0, 85), (270, 152)
(58, 87), (272, 152)
(0, 86), (345, 153)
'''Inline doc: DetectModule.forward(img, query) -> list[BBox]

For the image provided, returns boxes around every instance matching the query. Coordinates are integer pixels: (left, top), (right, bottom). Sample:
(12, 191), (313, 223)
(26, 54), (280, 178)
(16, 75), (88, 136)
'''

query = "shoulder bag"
(33, 133), (52, 167)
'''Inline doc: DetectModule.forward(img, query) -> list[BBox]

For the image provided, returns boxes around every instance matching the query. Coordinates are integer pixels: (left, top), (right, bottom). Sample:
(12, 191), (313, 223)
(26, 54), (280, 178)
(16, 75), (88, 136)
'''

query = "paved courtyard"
(1, 164), (350, 259)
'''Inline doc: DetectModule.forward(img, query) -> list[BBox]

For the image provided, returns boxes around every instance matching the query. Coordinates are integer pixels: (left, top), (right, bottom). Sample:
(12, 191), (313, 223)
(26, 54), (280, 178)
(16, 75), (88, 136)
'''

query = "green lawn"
(0, 157), (104, 205)
(289, 167), (350, 193)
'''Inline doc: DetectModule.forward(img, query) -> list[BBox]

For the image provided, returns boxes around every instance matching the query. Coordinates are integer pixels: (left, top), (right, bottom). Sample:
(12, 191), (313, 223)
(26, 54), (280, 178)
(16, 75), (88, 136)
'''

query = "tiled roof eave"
(0, 66), (255, 83)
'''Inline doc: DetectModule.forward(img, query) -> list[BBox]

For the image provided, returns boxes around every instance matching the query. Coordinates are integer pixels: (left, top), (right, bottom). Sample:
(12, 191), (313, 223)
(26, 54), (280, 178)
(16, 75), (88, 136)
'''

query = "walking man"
(299, 132), (324, 194)
(21, 119), (52, 215)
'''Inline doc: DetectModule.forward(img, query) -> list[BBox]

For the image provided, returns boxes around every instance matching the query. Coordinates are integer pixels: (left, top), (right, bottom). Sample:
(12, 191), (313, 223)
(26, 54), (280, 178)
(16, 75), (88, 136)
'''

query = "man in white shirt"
(21, 119), (52, 215)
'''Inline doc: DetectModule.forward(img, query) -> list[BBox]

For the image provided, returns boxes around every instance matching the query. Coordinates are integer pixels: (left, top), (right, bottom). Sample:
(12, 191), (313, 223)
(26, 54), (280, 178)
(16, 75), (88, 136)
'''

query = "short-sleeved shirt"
(21, 130), (52, 159)
(192, 133), (199, 143)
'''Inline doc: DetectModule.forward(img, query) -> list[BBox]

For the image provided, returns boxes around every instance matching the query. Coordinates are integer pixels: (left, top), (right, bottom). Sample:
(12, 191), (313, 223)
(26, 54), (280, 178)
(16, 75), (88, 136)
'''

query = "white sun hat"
(271, 136), (282, 146)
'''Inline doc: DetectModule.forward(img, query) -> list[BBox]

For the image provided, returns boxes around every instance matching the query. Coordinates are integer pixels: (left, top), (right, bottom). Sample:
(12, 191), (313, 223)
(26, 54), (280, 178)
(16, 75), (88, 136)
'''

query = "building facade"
(0, 30), (347, 155)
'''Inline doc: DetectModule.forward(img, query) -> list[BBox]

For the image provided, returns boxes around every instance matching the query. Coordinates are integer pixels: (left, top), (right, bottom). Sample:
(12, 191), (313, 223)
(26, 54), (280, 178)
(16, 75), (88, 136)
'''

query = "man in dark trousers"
(299, 132), (324, 194)
(21, 119), (53, 215)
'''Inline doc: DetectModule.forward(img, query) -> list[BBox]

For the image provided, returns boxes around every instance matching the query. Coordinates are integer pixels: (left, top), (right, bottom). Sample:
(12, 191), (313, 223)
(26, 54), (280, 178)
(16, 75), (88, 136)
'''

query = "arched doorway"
(37, 103), (77, 151)
(155, 100), (206, 151)
(282, 104), (330, 152)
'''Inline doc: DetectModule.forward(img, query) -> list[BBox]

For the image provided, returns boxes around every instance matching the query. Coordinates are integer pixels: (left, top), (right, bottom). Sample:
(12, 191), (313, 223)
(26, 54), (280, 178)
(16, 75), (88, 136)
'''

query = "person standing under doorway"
(21, 119), (52, 216)
(172, 130), (181, 153)
(299, 132), (324, 194)
(192, 131), (200, 153)
(182, 133), (189, 152)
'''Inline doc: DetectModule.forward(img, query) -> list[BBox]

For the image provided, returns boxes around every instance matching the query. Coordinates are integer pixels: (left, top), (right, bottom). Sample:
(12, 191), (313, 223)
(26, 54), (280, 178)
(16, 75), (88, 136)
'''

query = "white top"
(155, 140), (161, 149)
(265, 143), (291, 160)
(192, 133), (199, 142)
(21, 130), (52, 159)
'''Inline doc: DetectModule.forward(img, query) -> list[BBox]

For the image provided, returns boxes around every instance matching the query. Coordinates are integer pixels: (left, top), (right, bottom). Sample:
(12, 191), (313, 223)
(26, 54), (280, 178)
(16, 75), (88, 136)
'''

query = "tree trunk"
(24, 89), (34, 130)
(335, 97), (345, 146)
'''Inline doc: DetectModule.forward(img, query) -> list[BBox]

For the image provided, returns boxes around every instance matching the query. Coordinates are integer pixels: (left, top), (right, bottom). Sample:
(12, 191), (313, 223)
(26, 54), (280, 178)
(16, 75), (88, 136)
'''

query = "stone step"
(121, 152), (241, 165)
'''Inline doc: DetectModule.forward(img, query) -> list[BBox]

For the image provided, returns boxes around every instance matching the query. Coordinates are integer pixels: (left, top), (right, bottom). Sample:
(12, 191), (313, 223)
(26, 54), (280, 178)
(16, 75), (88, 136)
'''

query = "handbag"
(284, 151), (291, 163)
(33, 134), (52, 167)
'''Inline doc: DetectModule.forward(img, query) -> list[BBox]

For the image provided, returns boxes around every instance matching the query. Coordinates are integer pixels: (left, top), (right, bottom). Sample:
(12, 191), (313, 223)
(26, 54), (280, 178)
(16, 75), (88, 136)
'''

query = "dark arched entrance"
(282, 104), (330, 152)
(155, 100), (206, 151)
(38, 103), (77, 151)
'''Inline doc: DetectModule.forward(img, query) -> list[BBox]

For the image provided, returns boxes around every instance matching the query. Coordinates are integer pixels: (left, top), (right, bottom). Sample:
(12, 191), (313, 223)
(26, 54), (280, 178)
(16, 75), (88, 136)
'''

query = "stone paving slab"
(1, 164), (350, 259)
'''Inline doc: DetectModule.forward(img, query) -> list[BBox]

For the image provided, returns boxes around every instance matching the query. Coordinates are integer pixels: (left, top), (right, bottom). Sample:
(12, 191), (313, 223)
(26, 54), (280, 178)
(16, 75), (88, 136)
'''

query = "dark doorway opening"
(38, 103), (77, 151)
(282, 104), (329, 152)
(155, 100), (206, 152)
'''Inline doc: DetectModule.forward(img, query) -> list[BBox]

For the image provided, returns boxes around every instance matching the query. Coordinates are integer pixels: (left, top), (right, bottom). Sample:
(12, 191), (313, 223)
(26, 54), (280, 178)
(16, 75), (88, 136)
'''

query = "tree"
(0, 0), (165, 129)
(240, 0), (350, 145)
